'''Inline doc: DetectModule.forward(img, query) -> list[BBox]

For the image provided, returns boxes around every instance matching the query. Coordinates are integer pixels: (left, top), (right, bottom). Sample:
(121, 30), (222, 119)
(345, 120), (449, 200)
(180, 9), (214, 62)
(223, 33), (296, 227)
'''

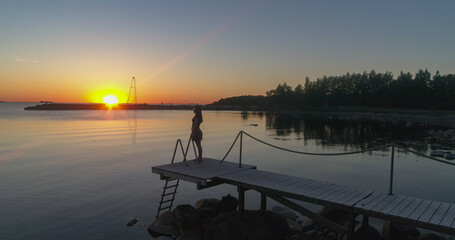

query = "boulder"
(205, 210), (289, 240)
(176, 229), (203, 240)
(354, 225), (382, 240)
(155, 236), (175, 240)
(384, 222), (420, 240)
(173, 205), (201, 233)
(286, 218), (303, 235)
(204, 212), (240, 240)
(302, 229), (319, 239)
(417, 233), (446, 240)
(217, 194), (238, 213)
(194, 198), (220, 210)
(147, 211), (180, 238)
(194, 198), (220, 224)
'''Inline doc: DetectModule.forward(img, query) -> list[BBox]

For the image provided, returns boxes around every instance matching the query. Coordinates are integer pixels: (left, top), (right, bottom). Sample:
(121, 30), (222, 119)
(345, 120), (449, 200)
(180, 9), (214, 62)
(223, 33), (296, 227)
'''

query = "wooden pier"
(152, 158), (455, 239)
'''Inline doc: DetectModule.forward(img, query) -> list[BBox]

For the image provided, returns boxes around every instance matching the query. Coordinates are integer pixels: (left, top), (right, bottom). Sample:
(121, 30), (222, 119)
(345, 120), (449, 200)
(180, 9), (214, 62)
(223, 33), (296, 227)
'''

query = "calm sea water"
(1, 103), (454, 239)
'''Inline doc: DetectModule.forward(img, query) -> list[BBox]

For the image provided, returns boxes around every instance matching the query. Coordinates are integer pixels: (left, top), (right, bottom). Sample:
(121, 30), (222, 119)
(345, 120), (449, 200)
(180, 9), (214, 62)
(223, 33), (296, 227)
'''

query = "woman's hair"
(194, 105), (203, 122)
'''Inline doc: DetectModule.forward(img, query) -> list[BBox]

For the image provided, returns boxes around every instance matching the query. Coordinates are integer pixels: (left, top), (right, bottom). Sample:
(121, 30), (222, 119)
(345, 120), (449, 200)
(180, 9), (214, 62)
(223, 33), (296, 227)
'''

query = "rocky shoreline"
(144, 194), (448, 240)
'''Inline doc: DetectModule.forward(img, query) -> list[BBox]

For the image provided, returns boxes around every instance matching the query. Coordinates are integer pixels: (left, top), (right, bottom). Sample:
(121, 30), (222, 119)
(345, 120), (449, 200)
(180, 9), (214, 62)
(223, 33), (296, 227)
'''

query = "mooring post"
(238, 186), (245, 218)
(363, 215), (369, 227)
(346, 211), (356, 240)
(389, 145), (395, 195)
(383, 220), (391, 239)
(239, 131), (243, 168)
(260, 193), (267, 211)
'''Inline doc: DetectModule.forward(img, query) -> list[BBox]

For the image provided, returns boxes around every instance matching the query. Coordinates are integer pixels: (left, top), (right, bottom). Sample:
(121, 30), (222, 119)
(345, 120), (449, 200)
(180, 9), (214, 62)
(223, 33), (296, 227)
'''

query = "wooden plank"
(273, 177), (306, 191)
(316, 185), (352, 200)
(246, 174), (293, 189)
(279, 178), (315, 192)
(294, 181), (329, 196)
(227, 170), (274, 183)
(304, 181), (338, 196)
(306, 183), (337, 198)
(418, 201), (441, 223)
(311, 184), (347, 199)
(360, 193), (390, 211)
(265, 176), (300, 189)
(241, 173), (279, 186)
(354, 191), (383, 208)
(440, 204), (455, 227)
(330, 188), (360, 203)
(343, 191), (374, 207)
(429, 202), (451, 225)
(387, 196), (415, 216)
(289, 179), (326, 193)
(398, 198), (424, 218)
(339, 189), (370, 206)
(218, 169), (277, 186)
(408, 199), (432, 221)
(380, 195), (407, 214)
(153, 158), (256, 180)
(369, 195), (398, 213)
(321, 185), (353, 201)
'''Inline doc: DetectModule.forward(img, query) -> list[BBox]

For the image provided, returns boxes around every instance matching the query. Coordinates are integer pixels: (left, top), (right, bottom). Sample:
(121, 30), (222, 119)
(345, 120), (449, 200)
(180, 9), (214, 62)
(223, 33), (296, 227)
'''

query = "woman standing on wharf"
(191, 105), (203, 162)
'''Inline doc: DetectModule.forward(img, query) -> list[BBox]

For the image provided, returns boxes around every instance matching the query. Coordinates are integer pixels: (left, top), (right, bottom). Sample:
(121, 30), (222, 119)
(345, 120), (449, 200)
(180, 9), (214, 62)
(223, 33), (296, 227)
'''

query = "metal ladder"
(155, 138), (198, 218)
(156, 177), (180, 217)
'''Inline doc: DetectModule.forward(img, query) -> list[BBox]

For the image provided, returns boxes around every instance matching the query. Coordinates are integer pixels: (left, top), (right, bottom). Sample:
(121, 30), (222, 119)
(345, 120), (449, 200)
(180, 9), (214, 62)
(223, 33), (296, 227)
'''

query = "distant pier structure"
(127, 76), (137, 105)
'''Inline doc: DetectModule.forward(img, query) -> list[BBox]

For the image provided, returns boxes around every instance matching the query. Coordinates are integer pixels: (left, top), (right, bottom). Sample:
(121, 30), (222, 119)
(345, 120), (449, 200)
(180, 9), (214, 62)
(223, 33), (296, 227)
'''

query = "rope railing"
(221, 131), (455, 165)
(219, 130), (455, 195)
(242, 131), (394, 156)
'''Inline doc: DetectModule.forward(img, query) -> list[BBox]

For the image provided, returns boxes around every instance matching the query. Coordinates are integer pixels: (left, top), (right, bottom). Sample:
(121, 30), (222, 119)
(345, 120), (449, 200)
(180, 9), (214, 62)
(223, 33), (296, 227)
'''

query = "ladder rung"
(162, 192), (176, 197)
(164, 184), (178, 189)
(159, 205), (171, 211)
(161, 199), (174, 204)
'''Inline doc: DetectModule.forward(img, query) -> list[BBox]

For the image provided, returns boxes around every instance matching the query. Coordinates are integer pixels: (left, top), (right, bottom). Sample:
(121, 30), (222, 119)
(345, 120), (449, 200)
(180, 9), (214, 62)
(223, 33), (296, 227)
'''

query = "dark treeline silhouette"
(212, 95), (266, 107)
(213, 70), (455, 110)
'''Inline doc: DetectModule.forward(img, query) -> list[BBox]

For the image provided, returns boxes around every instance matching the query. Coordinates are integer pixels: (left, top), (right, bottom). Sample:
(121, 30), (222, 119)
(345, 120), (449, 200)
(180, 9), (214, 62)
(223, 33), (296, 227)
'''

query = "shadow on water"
(242, 112), (447, 152)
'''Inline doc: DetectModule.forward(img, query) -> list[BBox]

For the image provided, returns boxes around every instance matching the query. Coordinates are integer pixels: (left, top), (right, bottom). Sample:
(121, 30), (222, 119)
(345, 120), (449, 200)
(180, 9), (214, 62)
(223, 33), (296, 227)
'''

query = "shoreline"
(23, 103), (455, 128)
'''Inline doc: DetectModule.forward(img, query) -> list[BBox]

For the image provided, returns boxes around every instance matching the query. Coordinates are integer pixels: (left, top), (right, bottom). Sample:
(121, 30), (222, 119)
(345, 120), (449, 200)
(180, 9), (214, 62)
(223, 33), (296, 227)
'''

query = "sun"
(103, 94), (119, 105)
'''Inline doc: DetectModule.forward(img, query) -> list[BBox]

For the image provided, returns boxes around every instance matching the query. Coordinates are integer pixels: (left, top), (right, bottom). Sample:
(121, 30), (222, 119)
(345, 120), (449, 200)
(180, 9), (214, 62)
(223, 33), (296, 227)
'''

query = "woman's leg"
(195, 140), (202, 161)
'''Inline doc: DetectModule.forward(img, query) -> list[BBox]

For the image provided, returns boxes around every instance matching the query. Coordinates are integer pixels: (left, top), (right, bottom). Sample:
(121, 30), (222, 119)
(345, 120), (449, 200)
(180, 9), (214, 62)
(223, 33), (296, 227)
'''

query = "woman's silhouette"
(191, 105), (203, 162)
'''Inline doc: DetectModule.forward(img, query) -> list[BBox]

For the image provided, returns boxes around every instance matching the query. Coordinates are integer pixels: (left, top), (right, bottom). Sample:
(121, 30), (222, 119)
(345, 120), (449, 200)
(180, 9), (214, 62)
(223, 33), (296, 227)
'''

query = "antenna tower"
(127, 76), (137, 104)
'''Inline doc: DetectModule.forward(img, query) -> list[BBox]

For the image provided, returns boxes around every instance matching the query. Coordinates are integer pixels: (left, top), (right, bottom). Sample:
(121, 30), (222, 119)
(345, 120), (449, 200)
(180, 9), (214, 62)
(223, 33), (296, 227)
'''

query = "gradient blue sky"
(1, 1), (454, 103)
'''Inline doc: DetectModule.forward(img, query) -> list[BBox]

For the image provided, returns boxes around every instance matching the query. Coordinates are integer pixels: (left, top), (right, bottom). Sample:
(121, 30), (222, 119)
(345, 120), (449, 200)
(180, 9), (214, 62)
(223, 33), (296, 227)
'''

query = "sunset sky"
(1, 1), (455, 104)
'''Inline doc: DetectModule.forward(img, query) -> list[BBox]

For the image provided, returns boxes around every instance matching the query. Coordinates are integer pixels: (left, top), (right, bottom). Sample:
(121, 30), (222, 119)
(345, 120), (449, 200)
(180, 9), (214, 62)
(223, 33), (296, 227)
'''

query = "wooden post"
(238, 186), (245, 218)
(346, 211), (356, 240)
(260, 193), (267, 211)
(239, 132), (243, 168)
(363, 215), (369, 227)
(389, 145), (395, 195)
(383, 220), (391, 239)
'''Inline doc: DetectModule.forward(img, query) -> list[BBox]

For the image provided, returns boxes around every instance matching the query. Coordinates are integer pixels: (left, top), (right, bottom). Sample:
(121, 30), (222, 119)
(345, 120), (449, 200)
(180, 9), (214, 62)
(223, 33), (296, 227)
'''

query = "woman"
(191, 105), (203, 162)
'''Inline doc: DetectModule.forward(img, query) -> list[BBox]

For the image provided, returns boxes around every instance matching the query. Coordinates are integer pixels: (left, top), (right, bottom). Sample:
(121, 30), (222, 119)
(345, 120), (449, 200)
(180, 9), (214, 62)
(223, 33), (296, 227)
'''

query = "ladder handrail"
(171, 138), (198, 166)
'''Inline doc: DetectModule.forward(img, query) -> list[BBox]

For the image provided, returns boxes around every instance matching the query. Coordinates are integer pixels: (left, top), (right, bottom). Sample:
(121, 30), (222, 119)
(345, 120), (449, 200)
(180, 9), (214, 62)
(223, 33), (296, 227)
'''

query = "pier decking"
(152, 158), (455, 239)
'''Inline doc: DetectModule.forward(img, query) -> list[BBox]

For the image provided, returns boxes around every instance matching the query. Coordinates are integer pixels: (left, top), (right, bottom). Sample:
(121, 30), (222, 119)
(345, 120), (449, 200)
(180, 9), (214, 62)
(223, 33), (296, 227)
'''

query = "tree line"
(212, 69), (455, 110)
